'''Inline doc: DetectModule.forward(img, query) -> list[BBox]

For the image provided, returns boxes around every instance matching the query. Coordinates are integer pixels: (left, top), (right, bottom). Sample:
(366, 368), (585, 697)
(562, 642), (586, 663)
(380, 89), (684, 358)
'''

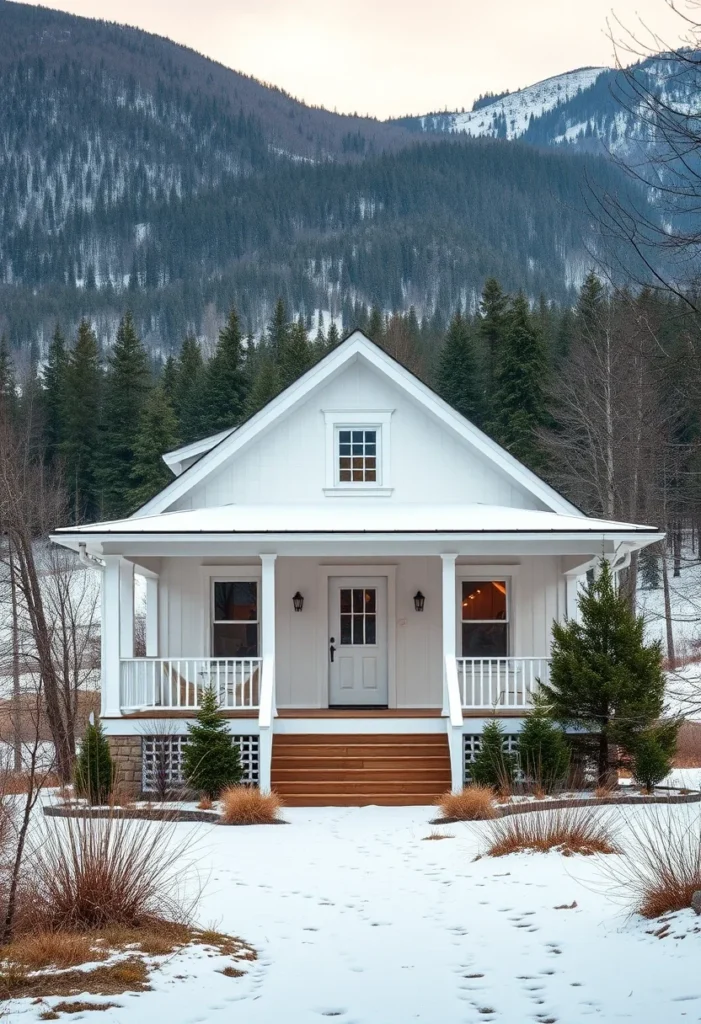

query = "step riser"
(281, 796), (441, 807)
(273, 758), (450, 770)
(273, 771), (451, 783)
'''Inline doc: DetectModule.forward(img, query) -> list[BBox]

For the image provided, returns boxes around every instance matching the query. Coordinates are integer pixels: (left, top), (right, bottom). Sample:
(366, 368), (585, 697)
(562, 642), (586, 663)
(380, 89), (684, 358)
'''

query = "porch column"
(441, 554), (457, 715)
(119, 559), (135, 659)
(564, 574), (579, 623)
(102, 555), (122, 718)
(145, 577), (159, 657)
(258, 554), (277, 793)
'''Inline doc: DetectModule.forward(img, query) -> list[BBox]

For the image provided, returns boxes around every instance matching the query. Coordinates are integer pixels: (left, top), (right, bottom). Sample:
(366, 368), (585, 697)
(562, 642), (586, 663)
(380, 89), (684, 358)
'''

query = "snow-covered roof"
(54, 503), (660, 538)
(162, 427), (236, 476)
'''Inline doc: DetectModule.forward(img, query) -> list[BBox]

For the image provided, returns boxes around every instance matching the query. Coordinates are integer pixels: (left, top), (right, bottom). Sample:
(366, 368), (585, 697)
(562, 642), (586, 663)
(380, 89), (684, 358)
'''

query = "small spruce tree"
(471, 720), (517, 790)
(75, 719), (114, 805)
(182, 688), (243, 799)
(632, 723), (678, 794)
(517, 703), (570, 793)
(539, 558), (666, 786)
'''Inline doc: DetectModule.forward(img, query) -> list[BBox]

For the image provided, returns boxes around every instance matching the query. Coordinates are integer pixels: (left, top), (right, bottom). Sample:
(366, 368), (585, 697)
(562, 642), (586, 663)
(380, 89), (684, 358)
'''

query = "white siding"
(155, 554), (563, 708)
(170, 360), (543, 511)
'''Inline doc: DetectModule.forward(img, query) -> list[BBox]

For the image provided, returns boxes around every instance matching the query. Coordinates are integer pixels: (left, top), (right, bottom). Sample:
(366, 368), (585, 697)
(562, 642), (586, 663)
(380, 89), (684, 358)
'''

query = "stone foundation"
(108, 735), (142, 798)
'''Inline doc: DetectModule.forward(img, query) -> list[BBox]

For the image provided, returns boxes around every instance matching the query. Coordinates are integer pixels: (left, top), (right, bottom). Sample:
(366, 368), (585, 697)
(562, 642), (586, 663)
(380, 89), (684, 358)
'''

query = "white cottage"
(52, 331), (663, 804)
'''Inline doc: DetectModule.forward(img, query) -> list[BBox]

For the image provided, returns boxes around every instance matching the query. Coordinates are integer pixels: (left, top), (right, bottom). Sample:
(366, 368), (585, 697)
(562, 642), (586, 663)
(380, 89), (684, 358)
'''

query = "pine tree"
(0, 335), (17, 422)
(436, 309), (483, 425)
(632, 723), (678, 794)
(160, 354), (178, 405)
(640, 547), (661, 589)
(326, 321), (341, 351)
(478, 278), (508, 398)
(60, 320), (102, 522)
(279, 318), (312, 388)
(174, 334), (205, 443)
(246, 355), (281, 416)
(539, 559), (667, 786)
(182, 688), (243, 799)
(100, 312), (151, 518)
(517, 703), (570, 792)
(42, 323), (68, 464)
(490, 293), (548, 469)
(74, 718), (113, 805)
(268, 298), (289, 360)
(367, 306), (385, 344)
(129, 383), (180, 509)
(200, 308), (248, 435)
(471, 720), (517, 789)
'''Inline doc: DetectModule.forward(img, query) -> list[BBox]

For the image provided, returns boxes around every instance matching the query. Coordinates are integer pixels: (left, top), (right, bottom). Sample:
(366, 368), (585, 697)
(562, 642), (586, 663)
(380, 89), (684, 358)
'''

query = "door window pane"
(339, 587), (378, 646)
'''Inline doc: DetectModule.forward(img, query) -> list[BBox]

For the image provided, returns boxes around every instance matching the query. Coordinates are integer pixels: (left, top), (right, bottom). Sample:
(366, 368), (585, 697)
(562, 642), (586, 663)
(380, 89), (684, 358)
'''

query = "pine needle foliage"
(517, 703), (570, 793)
(539, 558), (666, 786)
(182, 689), (243, 800)
(74, 720), (114, 806)
(471, 720), (517, 790)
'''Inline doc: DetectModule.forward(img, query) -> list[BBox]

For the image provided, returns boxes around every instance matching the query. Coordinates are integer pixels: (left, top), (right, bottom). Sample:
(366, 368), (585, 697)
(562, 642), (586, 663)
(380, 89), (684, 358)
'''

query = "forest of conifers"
(2, 273), (698, 620)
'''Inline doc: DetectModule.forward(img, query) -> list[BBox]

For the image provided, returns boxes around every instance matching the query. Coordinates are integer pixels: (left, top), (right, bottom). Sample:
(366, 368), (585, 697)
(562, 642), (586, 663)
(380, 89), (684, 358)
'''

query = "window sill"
(323, 487), (394, 498)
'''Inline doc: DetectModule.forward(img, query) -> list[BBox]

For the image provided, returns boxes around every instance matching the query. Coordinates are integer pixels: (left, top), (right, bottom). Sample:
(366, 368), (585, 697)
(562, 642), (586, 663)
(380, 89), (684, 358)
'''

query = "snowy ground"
(9, 799), (701, 1024)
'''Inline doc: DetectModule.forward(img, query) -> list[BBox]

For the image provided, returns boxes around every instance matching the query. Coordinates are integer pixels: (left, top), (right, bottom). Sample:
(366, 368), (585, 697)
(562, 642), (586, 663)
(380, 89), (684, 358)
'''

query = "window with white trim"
(323, 410), (393, 495)
(212, 581), (259, 657)
(337, 427), (378, 483)
(461, 580), (508, 657)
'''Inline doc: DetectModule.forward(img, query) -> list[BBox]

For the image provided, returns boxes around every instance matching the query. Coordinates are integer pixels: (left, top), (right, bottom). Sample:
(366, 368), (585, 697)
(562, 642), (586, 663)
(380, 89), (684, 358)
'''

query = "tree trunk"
(661, 548), (675, 665)
(10, 546), (21, 773)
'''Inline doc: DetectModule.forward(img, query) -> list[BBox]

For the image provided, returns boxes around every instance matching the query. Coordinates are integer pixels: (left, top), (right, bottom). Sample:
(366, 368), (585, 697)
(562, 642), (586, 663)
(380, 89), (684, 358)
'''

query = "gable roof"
(135, 330), (583, 519)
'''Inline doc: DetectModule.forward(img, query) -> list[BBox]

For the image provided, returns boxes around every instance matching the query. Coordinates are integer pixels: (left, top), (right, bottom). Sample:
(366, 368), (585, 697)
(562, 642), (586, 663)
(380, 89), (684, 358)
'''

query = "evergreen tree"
(174, 334), (205, 443)
(200, 308), (248, 435)
(160, 354), (178, 405)
(129, 383), (180, 509)
(75, 718), (113, 805)
(471, 720), (517, 789)
(279, 317), (312, 388)
(246, 355), (281, 416)
(539, 559), (667, 785)
(517, 703), (570, 792)
(632, 723), (678, 794)
(478, 278), (508, 398)
(367, 306), (385, 344)
(60, 320), (102, 521)
(490, 293), (548, 468)
(639, 548), (661, 589)
(436, 308), (483, 425)
(268, 298), (290, 359)
(326, 321), (341, 351)
(0, 335), (17, 422)
(42, 323), (68, 464)
(100, 312), (151, 518)
(182, 688), (243, 799)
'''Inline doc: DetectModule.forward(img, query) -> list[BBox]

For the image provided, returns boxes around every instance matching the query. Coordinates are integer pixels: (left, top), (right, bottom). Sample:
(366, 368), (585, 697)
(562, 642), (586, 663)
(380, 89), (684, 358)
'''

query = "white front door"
(328, 576), (388, 706)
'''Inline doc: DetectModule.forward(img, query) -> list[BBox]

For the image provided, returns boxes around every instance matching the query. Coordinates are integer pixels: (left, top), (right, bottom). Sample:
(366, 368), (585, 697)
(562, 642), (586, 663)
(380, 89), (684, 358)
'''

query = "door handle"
(329, 637), (336, 663)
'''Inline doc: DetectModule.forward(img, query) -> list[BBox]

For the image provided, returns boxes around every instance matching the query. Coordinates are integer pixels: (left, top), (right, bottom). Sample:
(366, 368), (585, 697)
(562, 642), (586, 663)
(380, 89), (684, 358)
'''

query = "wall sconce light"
(413, 590), (425, 612)
(293, 591), (304, 612)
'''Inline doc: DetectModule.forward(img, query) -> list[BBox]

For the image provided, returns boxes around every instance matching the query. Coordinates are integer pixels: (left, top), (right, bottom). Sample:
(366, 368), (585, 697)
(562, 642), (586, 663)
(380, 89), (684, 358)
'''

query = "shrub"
(517, 706), (570, 793)
(182, 688), (243, 800)
(28, 811), (199, 931)
(74, 720), (113, 805)
(437, 785), (497, 821)
(220, 786), (282, 825)
(632, 731), (673, 794)
(471, 721), (517, 790)
(480, 806), (619, 857)
(599, 806), (701, 917)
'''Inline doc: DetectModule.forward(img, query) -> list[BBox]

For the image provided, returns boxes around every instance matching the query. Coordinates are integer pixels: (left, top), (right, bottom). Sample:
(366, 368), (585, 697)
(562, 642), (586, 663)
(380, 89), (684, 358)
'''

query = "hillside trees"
(60, 320), (102, 523)
(436, 309), (483, 424)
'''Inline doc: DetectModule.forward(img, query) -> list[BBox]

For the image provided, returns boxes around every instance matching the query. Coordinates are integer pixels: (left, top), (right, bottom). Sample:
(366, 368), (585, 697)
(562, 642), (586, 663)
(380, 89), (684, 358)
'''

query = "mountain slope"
(0, 3), (654, 353)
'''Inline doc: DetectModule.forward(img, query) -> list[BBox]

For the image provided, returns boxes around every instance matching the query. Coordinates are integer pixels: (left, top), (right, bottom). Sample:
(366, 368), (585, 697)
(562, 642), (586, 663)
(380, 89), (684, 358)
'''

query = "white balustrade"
(120, 657), (262, 711)
(457, 657), (550, 709)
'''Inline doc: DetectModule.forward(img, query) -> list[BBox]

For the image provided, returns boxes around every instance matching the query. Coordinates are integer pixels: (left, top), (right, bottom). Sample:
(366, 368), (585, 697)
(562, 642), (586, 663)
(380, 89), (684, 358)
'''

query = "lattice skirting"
(142, 735), (260, 793)
(463, 732), (519, 784)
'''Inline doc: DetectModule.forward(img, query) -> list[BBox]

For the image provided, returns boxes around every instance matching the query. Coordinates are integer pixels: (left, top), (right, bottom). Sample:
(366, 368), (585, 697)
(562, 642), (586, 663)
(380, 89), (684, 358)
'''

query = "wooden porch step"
(271, 732), (451, 807)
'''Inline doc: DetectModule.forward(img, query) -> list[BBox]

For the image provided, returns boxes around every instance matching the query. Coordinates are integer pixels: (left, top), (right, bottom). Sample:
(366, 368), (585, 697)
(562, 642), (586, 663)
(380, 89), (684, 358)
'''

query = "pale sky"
(13, 0), (690, 118)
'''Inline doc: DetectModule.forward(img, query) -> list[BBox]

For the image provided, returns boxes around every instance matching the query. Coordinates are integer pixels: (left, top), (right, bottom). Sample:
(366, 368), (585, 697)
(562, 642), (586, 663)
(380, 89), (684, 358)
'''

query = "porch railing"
(120, 657), (262, 711)
(457, 657), (550, 709)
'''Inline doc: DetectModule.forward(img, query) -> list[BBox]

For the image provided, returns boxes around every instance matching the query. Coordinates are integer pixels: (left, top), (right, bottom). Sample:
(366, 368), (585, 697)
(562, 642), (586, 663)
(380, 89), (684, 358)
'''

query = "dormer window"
(338, 428), (377, 483)
(323, 410), (394, 496)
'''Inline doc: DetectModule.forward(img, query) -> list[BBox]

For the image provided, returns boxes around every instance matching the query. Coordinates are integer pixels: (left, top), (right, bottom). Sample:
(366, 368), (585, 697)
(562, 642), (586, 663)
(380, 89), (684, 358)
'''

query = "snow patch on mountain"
(427, 67), (608, 141)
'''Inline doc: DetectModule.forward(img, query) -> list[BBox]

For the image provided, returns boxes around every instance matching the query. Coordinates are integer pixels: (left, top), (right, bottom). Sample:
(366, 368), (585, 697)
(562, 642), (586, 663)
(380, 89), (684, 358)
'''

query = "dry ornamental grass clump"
(599, 806), (701, 918)
(481, 806), (619, 858)
(220, 786), (283, 825)
(437, 785), (497, 822)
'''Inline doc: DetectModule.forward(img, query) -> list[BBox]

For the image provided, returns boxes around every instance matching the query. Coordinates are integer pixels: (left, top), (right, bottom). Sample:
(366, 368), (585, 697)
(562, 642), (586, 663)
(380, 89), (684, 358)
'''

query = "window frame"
(323, 409), (394, 496)
(456, 571), (515, 659)
(210, 577), (260, 659)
